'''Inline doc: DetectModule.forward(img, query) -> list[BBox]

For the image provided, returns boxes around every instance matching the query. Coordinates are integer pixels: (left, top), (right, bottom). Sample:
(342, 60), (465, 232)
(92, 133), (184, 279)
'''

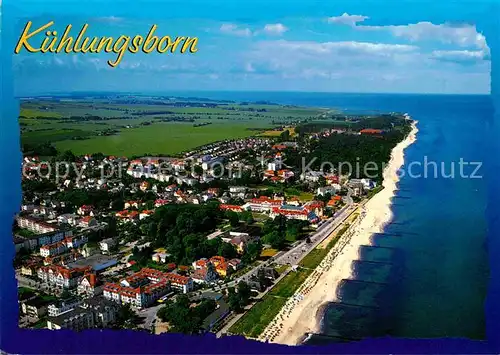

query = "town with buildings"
(15, 121), (392, 336)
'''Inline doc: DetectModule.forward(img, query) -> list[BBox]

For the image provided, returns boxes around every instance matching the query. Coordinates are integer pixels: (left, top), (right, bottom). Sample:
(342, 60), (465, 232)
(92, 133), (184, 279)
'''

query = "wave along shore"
(258, 120), (419, 345)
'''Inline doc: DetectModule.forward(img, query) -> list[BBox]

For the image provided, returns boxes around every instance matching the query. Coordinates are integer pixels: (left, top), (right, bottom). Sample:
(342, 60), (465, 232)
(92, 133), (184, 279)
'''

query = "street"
(137, 303), (164, 330)
(216, 189), (356, 291)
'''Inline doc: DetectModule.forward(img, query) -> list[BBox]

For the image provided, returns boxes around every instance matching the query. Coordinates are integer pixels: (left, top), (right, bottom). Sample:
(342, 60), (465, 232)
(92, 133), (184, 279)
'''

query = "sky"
(9, 0), (491, 96)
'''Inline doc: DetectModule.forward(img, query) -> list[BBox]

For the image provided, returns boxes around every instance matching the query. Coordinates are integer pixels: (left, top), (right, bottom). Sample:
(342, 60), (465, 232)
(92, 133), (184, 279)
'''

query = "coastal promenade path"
(216, 203), (361, 338)
(215, 268), (294, 337)
(211, 202), (356, 295)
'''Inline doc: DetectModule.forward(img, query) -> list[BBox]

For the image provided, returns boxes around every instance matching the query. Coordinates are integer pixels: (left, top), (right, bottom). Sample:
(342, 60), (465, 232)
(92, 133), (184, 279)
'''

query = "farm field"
(258, 127), (296, 137)
(54, 123), (258, 157)
(19, 95), (330, 157)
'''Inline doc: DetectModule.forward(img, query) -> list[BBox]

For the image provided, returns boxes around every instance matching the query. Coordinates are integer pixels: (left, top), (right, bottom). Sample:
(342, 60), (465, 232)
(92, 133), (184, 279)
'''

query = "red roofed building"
(277, 169), (295, 180)
(360, 128), (384, 135)
(103, 268), (193, 308)
(272, 144), (287, 151)
(155, 199), (170, 207)
(327, 195), (343, 207)
(115, 210), (139, 222)
(115, 210), (129, 218)
(243, 196), (283, 212)
(270, 176), (285, 183)
(127, 211), (138, 219)
(325, 174), (340, 184)
(263, 170), (276, 179)
(220, 204), (244, 213)
(78, 273), (100, 296)
(17, 216), (58, 234)
(192, 258), (208, 270)
(40, 241), (68, 258)
(77, 205), (94, 216)
(271, 205), (320, 223)
(228, 259), (242, 270)
(192, 264), (219, 284)
(79, 215), (97, 228)
(303, 201), (325, 217)
(207, 188), (220, 196)
(130, 159), (143, 165)
(37, 265), (90, 288)
(140, 181), (150, 192)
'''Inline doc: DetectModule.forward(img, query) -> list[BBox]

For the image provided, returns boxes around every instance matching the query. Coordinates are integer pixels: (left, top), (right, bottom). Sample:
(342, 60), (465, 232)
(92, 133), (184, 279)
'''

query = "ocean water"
(175, 92), (492, 340)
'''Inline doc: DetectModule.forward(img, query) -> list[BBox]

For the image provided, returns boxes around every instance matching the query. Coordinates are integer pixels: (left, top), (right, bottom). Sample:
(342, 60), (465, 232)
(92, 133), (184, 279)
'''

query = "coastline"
(259, 119), (419, 345)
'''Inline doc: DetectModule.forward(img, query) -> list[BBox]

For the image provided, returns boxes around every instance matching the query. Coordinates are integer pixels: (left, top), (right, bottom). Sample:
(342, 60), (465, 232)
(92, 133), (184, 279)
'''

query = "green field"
(229, 295), (287, 338)
(54, 123), (258, 156)
(230, 223), (353, 338)
(268, 268), (311, 298)
(22, 129), (96, 145)
(229, 268), (312, 338)
(19, 96), (329, 156)
(299, 249), (329, 269)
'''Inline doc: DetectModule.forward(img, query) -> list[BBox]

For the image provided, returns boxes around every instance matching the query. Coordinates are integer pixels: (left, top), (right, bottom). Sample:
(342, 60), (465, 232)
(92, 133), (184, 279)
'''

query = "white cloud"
(327, 13), (368, 26)
(381, 22), (487, 50)
(431, 49), (486, 62)
(244, 62), (256, 72)
(93, 16), (125, 23)
(220, 23), (252, 37)
(258, 40), (418, 56)
(262, 23), (288, 36)
(241, 37), (489, 93)
(330, 18), (489, 54)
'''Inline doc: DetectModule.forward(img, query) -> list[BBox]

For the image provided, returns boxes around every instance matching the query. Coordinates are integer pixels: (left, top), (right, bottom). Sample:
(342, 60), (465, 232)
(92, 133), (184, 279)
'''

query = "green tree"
(242, 240), (262, 263)
(116, 304), (138, 329)
(264, 231), (286, 250)
(218, 242), (237, 259)
(58, 150), (76, 162)
(193, 165), (204, 176)
(237, 281), (252, 306)
(226, 211), (240, 228)
(286, 224), (300, 242)
(241, 211), (254, 225)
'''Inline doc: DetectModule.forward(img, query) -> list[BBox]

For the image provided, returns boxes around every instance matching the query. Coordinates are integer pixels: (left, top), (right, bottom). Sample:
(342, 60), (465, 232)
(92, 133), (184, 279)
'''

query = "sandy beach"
(259, 120), (419, 345)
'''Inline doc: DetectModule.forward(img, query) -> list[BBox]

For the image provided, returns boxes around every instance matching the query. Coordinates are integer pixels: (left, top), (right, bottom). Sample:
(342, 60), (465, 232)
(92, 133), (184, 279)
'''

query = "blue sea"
(173, 91), (491, 341)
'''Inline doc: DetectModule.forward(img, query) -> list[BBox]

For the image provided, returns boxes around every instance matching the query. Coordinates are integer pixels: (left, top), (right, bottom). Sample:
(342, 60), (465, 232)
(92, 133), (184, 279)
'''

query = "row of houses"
(191, 256), (242, 283)
(39, 235), (89, 257)
(221, 197), (324, 223)
(14, 227), (74, 253)
(17, 215), (58, 234)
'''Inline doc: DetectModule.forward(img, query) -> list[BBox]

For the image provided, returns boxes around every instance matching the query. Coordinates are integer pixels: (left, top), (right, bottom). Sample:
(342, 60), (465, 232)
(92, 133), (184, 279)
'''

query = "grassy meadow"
(19, 96), (329, 157)
(55, 123), (258, 156)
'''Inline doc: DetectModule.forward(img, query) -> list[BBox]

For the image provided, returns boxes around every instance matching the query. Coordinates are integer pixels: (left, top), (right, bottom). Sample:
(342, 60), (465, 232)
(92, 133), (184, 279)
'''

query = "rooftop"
(66, 254), (117, 270)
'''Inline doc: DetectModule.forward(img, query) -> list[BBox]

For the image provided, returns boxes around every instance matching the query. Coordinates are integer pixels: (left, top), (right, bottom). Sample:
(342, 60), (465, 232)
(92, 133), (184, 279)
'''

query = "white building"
(48, 299), (83, 317)
(316, 186), (339, 196)
(267, 153), (283, 171)
(151, 252), (169, 263)
(300, 171), (324, 183)
(99, 238), (116, 254)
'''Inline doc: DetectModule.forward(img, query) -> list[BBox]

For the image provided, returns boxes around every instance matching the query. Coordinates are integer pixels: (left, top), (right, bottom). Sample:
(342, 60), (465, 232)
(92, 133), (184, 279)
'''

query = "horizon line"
(17, 89), (491, 99)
